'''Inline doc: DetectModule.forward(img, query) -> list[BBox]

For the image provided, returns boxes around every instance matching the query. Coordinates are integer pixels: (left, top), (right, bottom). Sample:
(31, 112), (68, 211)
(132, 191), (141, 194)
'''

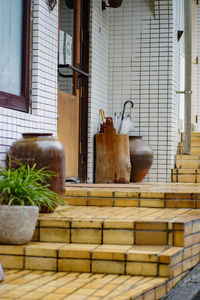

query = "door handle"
(58, 64), (89, 77)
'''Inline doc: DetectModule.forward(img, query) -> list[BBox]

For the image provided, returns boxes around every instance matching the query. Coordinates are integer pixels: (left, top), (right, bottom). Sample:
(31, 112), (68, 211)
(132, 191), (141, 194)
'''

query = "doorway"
(57, 0), (89, 182)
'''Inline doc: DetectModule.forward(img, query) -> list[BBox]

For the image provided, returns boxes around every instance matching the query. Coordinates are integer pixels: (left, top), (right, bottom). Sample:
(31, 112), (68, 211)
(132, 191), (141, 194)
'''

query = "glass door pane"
(0, 0), (23, 96)
(59, 0), (74, 94)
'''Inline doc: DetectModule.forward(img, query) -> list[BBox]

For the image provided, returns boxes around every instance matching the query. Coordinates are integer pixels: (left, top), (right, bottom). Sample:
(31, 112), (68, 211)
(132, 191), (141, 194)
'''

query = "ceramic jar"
(8, 133), (65, 196)
(129, 136), (153, 182)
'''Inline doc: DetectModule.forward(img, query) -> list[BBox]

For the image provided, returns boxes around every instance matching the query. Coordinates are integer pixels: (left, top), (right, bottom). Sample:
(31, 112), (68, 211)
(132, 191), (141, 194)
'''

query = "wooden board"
(95, 118), (131, 183)
(57, 91), (79, 178)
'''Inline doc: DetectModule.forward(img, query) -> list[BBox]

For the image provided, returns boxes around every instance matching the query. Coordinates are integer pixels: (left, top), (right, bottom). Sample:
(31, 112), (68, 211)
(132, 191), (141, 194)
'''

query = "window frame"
(0, 0), (30, 112)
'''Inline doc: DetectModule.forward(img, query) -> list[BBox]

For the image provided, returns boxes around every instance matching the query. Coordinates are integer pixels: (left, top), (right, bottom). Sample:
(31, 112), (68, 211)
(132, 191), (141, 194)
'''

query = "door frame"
(58, 0), (89, 182)
(79, 0), (89, 182)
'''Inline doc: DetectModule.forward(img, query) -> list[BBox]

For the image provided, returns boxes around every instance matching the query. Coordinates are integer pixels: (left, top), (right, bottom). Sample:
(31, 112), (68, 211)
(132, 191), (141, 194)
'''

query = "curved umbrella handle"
(122, 100), (134, 120)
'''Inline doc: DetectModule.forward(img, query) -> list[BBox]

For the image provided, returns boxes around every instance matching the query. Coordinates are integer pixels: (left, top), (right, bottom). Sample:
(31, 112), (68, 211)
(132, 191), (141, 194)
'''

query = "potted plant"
(0, 159), (65, 245)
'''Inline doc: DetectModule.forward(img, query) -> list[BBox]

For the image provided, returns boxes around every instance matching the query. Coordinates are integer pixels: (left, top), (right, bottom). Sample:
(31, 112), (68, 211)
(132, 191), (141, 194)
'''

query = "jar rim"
(129, 136), (142, 139)
(22, 133), (53, 138)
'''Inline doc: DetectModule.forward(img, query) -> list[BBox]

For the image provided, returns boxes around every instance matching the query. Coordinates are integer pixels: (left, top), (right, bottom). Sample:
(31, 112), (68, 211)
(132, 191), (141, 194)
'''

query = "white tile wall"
(107, 0), (180, 182)
(87, 0), (109, 182)
(1, 0), (199, 183)
(0, 0), (58, 166)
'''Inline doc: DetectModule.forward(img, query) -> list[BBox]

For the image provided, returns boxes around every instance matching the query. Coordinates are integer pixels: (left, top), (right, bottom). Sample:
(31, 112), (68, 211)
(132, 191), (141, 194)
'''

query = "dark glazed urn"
(129, 136), (153, 182)
(8, 133), (65, 204)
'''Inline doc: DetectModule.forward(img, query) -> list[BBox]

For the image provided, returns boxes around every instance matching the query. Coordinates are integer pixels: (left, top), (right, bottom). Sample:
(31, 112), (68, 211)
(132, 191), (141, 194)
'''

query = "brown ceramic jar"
(8, 133), (65, 196)
(129, 136), (153, 182)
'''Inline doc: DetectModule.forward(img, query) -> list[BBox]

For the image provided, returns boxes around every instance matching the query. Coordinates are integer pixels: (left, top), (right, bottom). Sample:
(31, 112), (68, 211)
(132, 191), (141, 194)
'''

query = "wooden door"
(57, 0), (81, 179)
(57, 92), (79, 178)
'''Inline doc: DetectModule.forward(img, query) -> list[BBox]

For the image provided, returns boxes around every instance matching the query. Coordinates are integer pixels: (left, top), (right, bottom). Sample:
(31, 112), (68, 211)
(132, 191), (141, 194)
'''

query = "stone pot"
(8, 133), (65, 212)
(0, 205), (39, 244)
(129, 136), (153, 182)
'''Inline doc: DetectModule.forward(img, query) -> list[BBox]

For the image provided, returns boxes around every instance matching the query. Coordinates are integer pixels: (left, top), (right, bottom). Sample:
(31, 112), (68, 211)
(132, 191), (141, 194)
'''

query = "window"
(0, 0), (30, 112)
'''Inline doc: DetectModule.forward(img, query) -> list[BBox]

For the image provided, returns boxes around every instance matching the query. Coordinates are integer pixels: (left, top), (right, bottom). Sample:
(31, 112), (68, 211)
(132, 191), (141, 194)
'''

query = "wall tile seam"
(33, 17), (58, 32)
(32, 24), (57, 35)
(32, 45), (58, 57)
(31, 100), (57, 107)
(32, 35), (58, 48)
(32, 31), (58, 42)
(33, 7), (58, 23)
(32, 24), (58, 44)
(31, 82), (57, 90)
(32, 29), (58, 41)
(32, 77), (57, 86)
(32, 74), (57, 82)
(31, 101), (57, 107)
(32, 62), (57, 72)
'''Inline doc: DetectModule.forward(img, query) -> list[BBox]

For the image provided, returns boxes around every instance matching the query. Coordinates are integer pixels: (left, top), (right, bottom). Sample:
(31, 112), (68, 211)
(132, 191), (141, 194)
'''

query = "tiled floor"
(0, 269), (169, 300)
(39, 205), (200, 221)
(1, 183), (200, 299)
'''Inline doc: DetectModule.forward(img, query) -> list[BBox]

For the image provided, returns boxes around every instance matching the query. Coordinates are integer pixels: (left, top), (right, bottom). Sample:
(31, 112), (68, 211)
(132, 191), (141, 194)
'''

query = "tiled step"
(176, 155), (200, 169)
(181, 132), (200, 143)
(64, 185), (200, 208)
(0, 242), (197, 279)
(0, 269), (174, 300)
(178, 142), (200, 155)
(1, 199), (200, 299)
(172, 169), (200, 183)
(32, 207), (200, 247)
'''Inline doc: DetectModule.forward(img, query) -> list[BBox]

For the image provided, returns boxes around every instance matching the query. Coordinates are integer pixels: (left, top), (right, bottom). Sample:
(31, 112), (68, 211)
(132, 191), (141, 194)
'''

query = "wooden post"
(184, 0), (192, 154)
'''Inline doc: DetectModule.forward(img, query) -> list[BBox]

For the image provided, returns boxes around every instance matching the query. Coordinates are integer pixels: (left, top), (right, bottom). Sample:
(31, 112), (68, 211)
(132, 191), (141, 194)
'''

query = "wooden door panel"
(57, 91), (79, 178)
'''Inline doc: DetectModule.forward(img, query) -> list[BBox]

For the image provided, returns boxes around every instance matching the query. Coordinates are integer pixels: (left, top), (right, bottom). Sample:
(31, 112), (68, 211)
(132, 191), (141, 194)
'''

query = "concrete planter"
(0, 205), (39, 245)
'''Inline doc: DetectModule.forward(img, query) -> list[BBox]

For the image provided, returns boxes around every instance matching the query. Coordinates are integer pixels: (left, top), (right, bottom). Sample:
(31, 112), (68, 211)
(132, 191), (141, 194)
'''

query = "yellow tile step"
(178, 142), (200, 155)
(176, 155), (200, 169)
(0, 242), (194, 279)
(64, 184), (200, 208)
(181, 132), (200, 142)
(33, 206), (200, 247)
(65, 182), (200, 195)
(172, 169), (200, 183)
(0, 269), (176, 300)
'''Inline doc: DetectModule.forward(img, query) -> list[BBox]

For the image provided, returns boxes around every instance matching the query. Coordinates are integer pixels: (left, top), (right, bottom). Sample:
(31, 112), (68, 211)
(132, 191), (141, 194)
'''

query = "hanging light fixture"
(102, 0), (122, 10)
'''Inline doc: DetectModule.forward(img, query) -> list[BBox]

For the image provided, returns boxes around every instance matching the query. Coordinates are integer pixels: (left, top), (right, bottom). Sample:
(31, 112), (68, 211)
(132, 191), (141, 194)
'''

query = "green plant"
(0, 160), (65, 212)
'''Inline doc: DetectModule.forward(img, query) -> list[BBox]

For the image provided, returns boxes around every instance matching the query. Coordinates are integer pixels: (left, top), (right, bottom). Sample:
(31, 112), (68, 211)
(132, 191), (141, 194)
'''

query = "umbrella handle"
(122, 100), (134, 120)
(99, 109), (106, 123)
